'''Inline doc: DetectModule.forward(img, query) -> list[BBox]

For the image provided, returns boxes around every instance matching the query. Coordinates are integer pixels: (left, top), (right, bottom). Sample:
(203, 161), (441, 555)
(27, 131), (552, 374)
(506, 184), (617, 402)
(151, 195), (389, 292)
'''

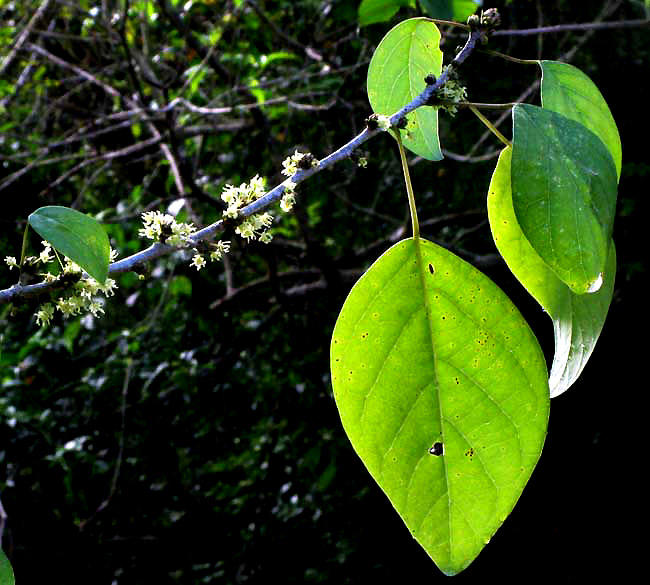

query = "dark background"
(1, 1), (647, 582)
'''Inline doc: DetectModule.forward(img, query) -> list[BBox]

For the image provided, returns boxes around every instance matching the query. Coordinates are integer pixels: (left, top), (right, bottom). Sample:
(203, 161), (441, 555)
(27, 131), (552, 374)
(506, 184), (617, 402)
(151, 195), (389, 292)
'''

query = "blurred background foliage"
(1, 0), (648, 582)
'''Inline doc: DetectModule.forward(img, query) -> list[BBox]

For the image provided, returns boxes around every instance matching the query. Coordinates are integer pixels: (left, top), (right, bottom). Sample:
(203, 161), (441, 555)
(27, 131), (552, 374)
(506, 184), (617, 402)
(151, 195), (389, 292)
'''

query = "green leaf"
(330, 238), (549, 575)
(28, 205), (111, 283)
(367, 18), (443, 161)
(511, 103), (617, 294)
(488, 147), (615, 397)
(0, 549), (15, 585)
(419, 0), (482, 21)
(359, 0), (412, 26)
(540, 60), (621, 179)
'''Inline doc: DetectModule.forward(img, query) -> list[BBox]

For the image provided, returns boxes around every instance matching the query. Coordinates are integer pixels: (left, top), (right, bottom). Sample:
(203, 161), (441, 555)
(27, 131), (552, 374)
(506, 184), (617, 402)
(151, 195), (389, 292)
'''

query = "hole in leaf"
(428, 442), (444, 456)
(428, 263), (434, 274)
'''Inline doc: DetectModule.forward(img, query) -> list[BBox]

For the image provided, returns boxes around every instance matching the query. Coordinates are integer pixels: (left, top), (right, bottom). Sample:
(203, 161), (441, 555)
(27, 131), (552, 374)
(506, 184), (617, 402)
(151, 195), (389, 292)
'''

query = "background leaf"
(367, 18), (443, 160)
(511, 103), (617, 294)
(540, 60), (621, 178)
(331, 238), (549, 575)
(0, 549), (15, 585)
(358, 0), (413, 26)
(419, 0), (482, 21)
(488, 147), (616, 397)
(28, 206), (111, 283)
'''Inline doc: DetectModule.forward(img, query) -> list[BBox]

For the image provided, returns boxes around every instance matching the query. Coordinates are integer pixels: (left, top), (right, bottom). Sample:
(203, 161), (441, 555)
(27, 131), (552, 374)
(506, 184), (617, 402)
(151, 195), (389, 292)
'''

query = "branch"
(492, 18), (649, 36)
(0, 0), (53, 76)
(1, 25), (487, 305)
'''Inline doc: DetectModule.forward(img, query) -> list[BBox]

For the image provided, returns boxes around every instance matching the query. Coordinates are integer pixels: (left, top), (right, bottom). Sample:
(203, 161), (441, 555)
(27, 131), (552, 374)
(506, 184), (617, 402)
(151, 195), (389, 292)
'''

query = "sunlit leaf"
(367, 18), (443, 160)
(488, 147), (615, 397)
(331, 237), (549, 574)
(511, 104), (617, 294)
(28, 206), (111, 283)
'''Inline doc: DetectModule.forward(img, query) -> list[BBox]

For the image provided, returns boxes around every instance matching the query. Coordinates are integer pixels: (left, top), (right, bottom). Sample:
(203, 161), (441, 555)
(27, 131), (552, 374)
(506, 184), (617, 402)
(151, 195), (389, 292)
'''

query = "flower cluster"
(3, 242), (119, 327)
(138, 210), (196, 246)
(281, 150), (318, 178)
(221, 174), (267, 219)
(280, 181), (296, 213)
(5, 240), (54, 271)
(190, 240), (231, 271)
(235, 212), (274, 243)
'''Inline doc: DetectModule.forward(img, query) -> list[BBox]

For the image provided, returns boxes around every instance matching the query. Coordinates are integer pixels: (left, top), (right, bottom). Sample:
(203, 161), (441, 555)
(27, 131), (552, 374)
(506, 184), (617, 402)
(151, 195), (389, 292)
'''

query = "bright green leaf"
(488, 147), (615, 397)
(0, 549), (15, 585)
(358, 0), (412, 26)
(511, 103), (617, 294)
(540, 60), (622, 179)
(28, 206), (111, 283)
(367, 18), (443, 160)
(331, 237), (549, 575)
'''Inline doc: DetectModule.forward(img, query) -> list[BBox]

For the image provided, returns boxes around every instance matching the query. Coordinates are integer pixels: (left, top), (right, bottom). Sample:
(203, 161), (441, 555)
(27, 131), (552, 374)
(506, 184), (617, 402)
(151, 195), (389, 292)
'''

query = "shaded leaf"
(419, 0), (482, 21)
(0, 549), (14, 585)
(28, 206), (111, 283)
(488, 147), (615, 397)
(367, 18), (443, 160)
(359, 0), (412, 26)
(331, 238), (549, 575)
(511, 104), (617, 294)
(540, 60), (621, 178)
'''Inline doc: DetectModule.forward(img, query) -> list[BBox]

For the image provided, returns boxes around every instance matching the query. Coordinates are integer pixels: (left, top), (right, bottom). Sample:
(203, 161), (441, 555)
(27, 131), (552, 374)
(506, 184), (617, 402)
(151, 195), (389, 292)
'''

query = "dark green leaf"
(28, 206), (111, 283)
(331, 238), (549, 574)
(511, 104), (617, 294)
(419, 0), (482, 20)
(488, 147), (615, 397)
(540, 60), (621, 178)
(358, 0), (412, 26)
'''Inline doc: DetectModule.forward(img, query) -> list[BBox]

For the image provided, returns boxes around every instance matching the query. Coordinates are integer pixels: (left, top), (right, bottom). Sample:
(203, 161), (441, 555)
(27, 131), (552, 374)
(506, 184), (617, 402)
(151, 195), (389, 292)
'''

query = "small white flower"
(280, 192), (296, 212)
(4, 256), (18, 270)
(259, 231), (273, 244)
(88, 300), (105, 317)
(209, 240), (231, 261)
(35, 303), (55, 327)
(191, 254), (206, 270)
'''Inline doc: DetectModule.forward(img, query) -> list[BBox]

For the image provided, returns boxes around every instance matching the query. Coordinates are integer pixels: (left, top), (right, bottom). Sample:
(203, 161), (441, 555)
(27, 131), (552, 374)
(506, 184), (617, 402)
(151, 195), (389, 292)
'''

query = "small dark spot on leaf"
(428, 263), (434, 274)
(465, 447), (474, 458)
(428, 442), (443, 456)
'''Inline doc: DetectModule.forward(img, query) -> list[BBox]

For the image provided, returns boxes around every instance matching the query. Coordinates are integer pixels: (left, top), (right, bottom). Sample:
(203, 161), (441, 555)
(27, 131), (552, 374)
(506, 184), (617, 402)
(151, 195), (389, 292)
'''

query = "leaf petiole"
(469, 105), (512, 147)
(392, 128), (420, 241)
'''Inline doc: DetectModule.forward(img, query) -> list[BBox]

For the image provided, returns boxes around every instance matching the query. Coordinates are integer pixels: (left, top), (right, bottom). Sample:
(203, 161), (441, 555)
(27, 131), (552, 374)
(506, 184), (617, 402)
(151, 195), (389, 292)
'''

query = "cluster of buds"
(5, 242), (118, 327)
(467, 8), (500, 41)
(365, 114), (391, 132)
(429, 66), (467, 116)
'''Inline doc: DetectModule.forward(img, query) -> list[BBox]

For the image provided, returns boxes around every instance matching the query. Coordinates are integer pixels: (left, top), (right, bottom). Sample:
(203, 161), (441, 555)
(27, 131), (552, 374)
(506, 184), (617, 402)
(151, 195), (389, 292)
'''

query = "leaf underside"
(367, 18), (443, 161)
(488, 147), (615, 397)
(28, 205), (111, 283)
(331, 238), (549, 574)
